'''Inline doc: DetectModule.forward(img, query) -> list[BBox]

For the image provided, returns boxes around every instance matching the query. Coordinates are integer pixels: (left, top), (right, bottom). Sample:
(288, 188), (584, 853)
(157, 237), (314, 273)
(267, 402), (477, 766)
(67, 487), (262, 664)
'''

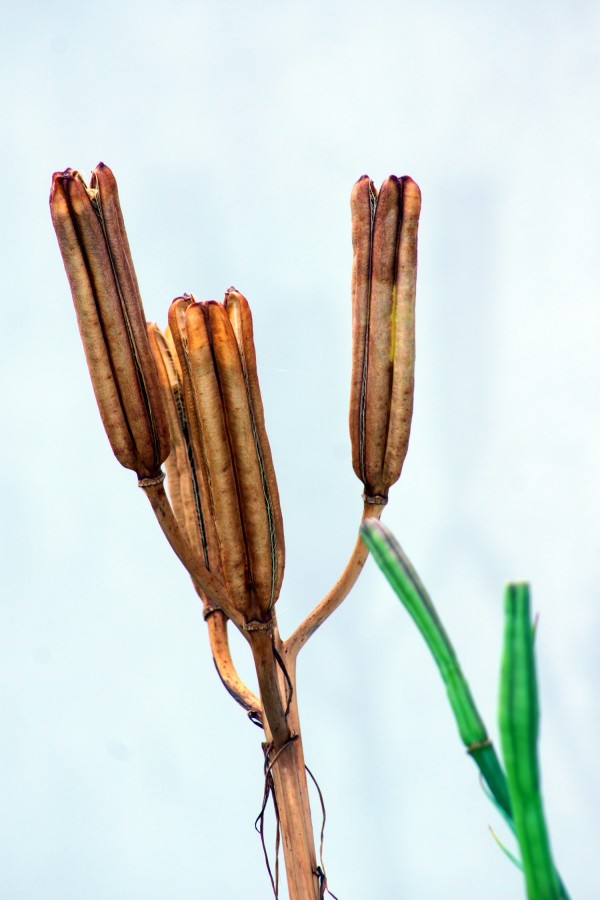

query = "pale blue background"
(1, 1), (599, 897)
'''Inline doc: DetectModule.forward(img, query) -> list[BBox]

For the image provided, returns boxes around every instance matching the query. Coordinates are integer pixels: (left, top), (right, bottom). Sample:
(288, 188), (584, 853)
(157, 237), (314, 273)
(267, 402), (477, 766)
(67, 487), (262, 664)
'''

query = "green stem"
(499, 584), (565, 899)
(361, 519), (510, 816)
(362, 520), (570, 900)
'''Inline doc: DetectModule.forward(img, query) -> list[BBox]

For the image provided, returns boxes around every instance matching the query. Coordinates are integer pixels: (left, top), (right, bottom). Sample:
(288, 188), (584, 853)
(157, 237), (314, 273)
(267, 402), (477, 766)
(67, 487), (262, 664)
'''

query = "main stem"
(146, 479), (319, 896)
(250, 628), (320, 900)
(248, 504), (382, 898)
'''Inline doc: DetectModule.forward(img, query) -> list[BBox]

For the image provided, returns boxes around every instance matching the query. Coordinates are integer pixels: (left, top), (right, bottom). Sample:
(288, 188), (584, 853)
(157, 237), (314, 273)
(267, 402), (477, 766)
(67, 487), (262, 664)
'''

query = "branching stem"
(286, 501), (384, 658)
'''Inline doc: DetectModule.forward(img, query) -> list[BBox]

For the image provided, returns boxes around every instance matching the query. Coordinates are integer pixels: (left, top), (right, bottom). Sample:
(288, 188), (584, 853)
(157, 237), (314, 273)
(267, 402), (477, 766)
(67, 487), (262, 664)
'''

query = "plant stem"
(499, 584), (563, 899)
(268, 638), (320, 900)
(287, 501), (383, 656)
(140, 479), (243, 628)
(204, 608), (262, 723)
(249, 628), (291, 750)
(145, 480), (368, 897)
(250, 625), (320, 899)
(253, 504), (384, 896)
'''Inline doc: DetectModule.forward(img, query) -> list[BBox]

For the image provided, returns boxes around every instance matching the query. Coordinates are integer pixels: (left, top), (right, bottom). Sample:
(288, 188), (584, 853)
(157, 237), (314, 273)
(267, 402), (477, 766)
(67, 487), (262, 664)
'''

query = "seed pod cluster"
(151, 290), (285, 625)
(51, 162), (420, 636)
(349, 174), (421, 501)
(50, 164), (170, 478)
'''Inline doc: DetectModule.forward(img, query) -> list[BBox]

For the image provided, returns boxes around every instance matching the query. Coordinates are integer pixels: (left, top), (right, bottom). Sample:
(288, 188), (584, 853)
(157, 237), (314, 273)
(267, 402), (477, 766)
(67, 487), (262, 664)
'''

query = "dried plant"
(52, 163), (568, 899)
(50, 162), (419, 898)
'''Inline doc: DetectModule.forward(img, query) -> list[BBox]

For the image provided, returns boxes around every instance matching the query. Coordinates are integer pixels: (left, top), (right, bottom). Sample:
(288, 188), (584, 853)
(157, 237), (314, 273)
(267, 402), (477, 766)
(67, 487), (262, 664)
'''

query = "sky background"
(1, 1), (599, 897)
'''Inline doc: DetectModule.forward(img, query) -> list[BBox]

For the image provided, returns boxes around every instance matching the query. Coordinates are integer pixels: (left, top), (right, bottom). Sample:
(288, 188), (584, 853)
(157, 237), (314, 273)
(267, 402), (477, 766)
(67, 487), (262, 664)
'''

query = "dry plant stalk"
(50, 162), (421, 900)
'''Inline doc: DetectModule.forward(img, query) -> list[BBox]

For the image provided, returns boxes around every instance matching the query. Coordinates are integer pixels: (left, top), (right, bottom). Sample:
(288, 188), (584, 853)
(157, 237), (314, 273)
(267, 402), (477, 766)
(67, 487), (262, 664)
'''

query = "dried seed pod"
(164, 298), (224, 581)
(50, 164), (169, 478)
(349, 174), (421, 501)
(224, 288), (285, 610)
(168, 291), (284, 624)
(147, 323), (206, 562)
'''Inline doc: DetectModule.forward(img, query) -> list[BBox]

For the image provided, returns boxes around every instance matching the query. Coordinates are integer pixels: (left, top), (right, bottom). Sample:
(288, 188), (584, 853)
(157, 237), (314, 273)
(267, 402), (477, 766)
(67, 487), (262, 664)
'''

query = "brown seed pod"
(166, 296), (224, 581)
(50, 164), (169, 478)
(167, 291), (284, 624)
(224, 288), (285, 610)
(147, 323), (206, 563)
(349, 174), (421, 501)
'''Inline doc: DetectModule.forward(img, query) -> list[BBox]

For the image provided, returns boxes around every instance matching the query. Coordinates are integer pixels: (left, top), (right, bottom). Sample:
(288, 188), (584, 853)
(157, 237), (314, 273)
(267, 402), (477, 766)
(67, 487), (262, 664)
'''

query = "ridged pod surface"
(163, 290), (284, 624)
(50, 164), (169, 478)
(350, 174), (421, 500)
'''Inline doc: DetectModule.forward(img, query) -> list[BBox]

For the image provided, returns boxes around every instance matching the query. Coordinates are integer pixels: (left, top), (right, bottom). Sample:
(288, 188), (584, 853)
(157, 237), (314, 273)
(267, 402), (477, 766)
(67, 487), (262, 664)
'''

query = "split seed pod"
(349, 174), (421, 501)
(50, 163), (170, 478)
(168, 289), (284, 625)
(147, 322), (216, 571)
(149, 321), (266, 717)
